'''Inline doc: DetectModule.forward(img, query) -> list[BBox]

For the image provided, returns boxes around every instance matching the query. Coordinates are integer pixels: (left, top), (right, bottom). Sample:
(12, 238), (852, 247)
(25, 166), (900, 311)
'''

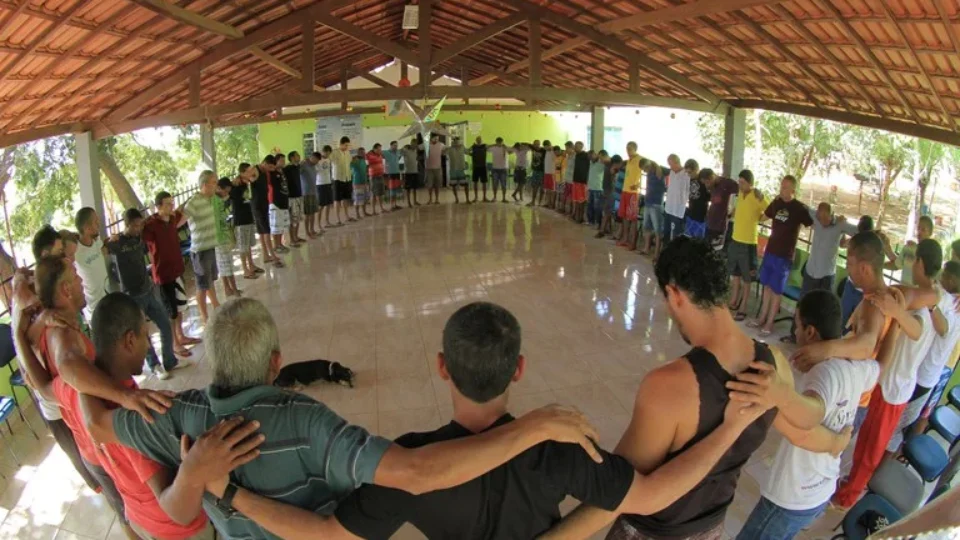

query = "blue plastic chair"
(948, 385), (960, 410)
(902, 434), (949, 482)
(928, 406), (960, 445)
(831, 493), (902, 540)
(0, 324), (37, 439)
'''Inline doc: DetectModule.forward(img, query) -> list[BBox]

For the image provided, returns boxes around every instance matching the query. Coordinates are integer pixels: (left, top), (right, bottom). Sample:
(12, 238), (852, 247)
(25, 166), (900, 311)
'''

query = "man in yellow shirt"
(727, 170), (767, 321)
(616, 142), (643, 250)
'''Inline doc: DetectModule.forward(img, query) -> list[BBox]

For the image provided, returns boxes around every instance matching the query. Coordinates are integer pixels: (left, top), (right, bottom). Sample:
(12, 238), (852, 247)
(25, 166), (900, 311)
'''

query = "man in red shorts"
(571, 141), (591, 223)
(617, 142), (642, 250)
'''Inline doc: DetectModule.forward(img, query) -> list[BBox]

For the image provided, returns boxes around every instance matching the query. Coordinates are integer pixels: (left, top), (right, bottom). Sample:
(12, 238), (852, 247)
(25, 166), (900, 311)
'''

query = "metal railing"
(0, 185), (201, 321)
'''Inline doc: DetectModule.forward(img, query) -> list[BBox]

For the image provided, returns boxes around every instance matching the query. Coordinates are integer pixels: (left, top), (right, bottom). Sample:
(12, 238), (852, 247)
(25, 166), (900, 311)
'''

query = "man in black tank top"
(549, 237), (779, 540)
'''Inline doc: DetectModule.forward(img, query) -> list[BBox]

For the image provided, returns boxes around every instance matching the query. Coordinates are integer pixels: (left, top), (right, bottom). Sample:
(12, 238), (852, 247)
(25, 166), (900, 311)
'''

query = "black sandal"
(733, 312), (747, 322)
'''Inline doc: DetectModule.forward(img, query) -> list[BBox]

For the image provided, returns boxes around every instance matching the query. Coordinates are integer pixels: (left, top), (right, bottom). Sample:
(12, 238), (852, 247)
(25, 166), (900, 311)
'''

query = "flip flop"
(273, 260), (285, 268)
(243, 273), (259, 280)
(746, 320), (761, 329)
(181, 336), (201, 345)
(734, 312), (747, 322)
(253, 266), (265, 274)
(175, 347), (193, 357)
(759, 328), (772, 336)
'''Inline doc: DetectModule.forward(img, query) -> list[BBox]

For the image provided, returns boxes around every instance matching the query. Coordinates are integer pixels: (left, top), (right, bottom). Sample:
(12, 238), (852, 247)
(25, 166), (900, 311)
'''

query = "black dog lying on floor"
(274, 359), (355, 389)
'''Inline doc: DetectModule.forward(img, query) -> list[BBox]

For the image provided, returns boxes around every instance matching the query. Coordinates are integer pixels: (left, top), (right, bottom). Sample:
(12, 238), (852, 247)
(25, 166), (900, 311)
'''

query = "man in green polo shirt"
(80, 297), (602, 540)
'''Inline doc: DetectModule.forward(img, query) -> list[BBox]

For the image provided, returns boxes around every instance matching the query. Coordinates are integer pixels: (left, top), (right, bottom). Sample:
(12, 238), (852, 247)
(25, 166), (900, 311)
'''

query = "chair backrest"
(0, 324), (15, 369)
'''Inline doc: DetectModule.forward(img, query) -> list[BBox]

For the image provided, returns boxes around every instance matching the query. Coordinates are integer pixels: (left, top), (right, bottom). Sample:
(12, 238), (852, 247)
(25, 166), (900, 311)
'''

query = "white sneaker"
(154, 366), (171, 380)
(171, 359), (194, 371)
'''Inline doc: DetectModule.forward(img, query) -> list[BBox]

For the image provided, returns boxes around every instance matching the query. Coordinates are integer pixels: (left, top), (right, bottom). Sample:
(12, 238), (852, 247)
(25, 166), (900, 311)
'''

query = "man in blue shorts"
(749, 175), (813, 336)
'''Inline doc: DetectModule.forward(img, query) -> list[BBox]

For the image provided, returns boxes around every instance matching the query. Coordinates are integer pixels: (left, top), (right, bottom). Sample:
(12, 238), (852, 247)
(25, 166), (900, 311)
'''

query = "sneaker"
(171, 359), (194, 371)
(154, 366), (171, 380)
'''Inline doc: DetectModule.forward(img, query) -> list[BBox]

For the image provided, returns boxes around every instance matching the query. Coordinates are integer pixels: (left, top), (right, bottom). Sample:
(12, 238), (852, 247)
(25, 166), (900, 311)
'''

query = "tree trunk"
(876, 167), (902, 229)
(99, 150), (143, 210)
(798, 145), (815, 181)
(0, 147), (17, 310)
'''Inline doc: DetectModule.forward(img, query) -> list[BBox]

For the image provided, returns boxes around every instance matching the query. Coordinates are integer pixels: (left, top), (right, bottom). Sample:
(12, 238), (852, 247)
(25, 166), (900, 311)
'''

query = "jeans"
(588, 190), (603, 225)
(737, 497), (828, 540)
(662, 213), (685, 242)
(133, 286), (177, 371)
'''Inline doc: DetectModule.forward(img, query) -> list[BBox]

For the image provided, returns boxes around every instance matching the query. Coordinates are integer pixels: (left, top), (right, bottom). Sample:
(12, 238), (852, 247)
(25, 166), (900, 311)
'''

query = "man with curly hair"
(552, 236), (780, 540)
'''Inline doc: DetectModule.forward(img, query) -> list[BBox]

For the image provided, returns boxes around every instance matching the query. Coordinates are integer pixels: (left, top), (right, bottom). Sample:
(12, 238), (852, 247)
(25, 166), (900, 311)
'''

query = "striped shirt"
(114, 385), (391, 540)
(183, 194), (218, 253)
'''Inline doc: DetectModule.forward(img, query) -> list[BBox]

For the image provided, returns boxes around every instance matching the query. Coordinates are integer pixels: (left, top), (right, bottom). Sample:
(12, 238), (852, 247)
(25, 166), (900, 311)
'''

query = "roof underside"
(2, 0), (960, 145)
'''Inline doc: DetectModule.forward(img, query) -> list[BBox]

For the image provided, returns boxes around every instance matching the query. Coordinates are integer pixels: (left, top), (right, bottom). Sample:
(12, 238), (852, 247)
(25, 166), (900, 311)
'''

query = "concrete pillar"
(75, 131), (106, 238)
(201, 124), (217, 175)
(722, 107), (746, 178)
(590, 106), (605, 151)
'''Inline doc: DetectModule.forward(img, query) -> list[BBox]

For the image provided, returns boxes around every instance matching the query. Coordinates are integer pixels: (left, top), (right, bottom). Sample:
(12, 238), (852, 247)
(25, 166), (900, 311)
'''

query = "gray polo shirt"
(806, 210), (859, 279)
(114, 384), (391, 539)
(299, 161), (319, 197)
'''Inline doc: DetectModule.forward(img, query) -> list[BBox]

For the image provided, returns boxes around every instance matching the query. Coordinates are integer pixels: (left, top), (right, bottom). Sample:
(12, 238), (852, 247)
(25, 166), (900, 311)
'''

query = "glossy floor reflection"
(0, 195), (845, 539)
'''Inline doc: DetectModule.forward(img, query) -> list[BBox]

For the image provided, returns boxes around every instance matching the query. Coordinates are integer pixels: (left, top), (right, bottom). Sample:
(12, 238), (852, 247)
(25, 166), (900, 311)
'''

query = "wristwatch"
(216, 483), (239, 515)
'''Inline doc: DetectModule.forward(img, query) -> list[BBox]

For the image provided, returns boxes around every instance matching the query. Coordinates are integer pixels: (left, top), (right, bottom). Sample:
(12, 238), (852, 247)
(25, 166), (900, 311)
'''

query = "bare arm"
(793, 300), (885, 371)
(12, 306), (54, 400)
(931, 304), (948, 337)
(146, 467), (207, 526)
(772, 414), (852, 455)
(80, 393), (120, 445)
(374, 406), (600, 494)
(727, 355), (825, 431)
(869, 288), (921, 341)
(210, 486), (354, 540)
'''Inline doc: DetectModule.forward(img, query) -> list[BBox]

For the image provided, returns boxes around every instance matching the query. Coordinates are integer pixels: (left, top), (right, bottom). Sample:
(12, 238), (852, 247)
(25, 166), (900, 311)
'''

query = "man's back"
(112, 385), (390, 540)
(334, 414), (634, 540)
(621, 341), (777, 537)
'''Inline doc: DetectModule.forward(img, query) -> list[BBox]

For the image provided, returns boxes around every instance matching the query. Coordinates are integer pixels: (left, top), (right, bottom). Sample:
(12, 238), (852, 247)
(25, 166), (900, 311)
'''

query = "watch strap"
(217, 483), (239, 514)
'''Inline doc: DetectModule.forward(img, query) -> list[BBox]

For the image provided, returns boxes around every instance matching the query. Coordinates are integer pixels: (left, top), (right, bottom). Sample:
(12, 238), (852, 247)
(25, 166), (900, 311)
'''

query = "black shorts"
(334, 180), (352, 202)
(404, 173), (421, 190)
(159, 280), (183, 318)
(252, 201), (270, 234)
(472, 167), (488, 183)
(318, 184), (334, 207)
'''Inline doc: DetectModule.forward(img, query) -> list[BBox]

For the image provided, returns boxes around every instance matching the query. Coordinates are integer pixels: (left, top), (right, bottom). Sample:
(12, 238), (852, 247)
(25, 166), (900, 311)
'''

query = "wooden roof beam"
(105, 0), (357, 122)
(598, 0), (786, 33)
(128, 0), (244, 38)
(811, 0), (921, 124)
(513, 4), (719, 104)
(730, 11), (846, 110)
(249, 46), (325, 91)
(316, 11), (418, 66)
(876, 1), (954, 131)
(430, 13), (527, 67)
(419, 0), (432, 92)
(350, 68), (394, 88)
(470, 37), (589, 85)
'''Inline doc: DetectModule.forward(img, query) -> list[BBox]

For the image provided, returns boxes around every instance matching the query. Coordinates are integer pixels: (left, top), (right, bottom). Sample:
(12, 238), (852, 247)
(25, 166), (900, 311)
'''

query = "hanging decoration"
(398, 95), (450, 161)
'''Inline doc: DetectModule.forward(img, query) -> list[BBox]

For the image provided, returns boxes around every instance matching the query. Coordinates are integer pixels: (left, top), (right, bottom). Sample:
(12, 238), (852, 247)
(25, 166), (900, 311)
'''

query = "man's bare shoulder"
(639, 357), (698, 402)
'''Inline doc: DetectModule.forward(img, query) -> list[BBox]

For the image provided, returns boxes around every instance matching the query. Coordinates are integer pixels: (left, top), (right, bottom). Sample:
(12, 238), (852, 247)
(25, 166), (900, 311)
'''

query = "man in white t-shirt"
(730, 289), (876, 539)
(663, 154), (690, 243)
(424, 135), (446, 205)
(73, 207), (110, 322)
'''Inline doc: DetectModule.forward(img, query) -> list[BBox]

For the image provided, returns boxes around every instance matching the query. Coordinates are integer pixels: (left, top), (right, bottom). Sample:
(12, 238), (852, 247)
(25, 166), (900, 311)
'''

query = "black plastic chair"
(0, 324), (38, 439)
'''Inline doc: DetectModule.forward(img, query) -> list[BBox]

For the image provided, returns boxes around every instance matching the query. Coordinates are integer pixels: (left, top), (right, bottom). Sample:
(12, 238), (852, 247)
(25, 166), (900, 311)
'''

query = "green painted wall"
(258, 111), (578, 157)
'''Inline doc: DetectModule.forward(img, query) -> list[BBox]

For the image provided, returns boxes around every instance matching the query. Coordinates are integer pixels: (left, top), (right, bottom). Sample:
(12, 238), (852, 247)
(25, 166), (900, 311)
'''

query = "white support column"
(201, 124), (217, 175)
(75, 131), (106, 238)
(722, 107), (746, 178)
(590, 106), (605, 151)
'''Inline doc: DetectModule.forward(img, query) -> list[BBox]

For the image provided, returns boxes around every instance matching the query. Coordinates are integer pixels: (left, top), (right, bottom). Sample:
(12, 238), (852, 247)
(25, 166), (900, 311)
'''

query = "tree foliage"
(101, 134), (185, 203)
(844, 127), (915, 228)
(9, 136), (78, 242)
(176, 124), (260, 178)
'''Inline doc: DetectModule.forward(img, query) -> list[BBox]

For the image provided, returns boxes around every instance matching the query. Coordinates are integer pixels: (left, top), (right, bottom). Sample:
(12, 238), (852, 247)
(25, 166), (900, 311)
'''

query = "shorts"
(190, 248), (218, 291)
(543, 173), (556, 191)
(685, 217), (707, 238)
(302, 194), (318, 215)
(252, 202), (269, 235)
(618, 192), (639, 221)
(530, 170), (544, 189)
(727, 240), (758, 279)
(371, 175), (386, 197)
(472, 167), (487, 183)
(268, 204), (290, 235)
(404, 173), (421, 190)
(318, 184), (334, 207)
(234, 223), (254, 251)
(643, 205), (663, 232)
(491, 169), (507, 190)
(563, 182), (573, 199)
(288, 197), (303, 224)
(215, 245), (234, 277)
(334, 180), (352, 202)
(449, 173), (467, 186)
(759, 253), (792, 295)
(387, 174), (404, 196)
(514, 168), (527, 186)
(572, 183), (587, 203)
(159, 279), (183, 318)
(608, 518), (724, 540)
(425, 169), (443, 189)
(603, 191), (615, 214)
(352, 183), (369, 205)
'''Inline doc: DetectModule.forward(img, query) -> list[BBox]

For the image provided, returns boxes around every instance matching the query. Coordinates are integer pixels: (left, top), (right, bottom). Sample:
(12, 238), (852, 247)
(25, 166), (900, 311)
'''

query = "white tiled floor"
(0, 195), (849, 539)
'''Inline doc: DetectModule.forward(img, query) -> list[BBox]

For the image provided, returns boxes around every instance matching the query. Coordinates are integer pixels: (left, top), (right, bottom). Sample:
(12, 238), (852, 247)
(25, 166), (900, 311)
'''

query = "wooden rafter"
(529, 17), (541, 86)
(811, 0), (922, 124)
(351, 69), (395, 88)
(767, 4), (880, 114)
(875, 1), (954, 130)
(128, 0), (244, 38)
(418, 0), (432, 91)
(597, 0), (785, 33)
(301, 18), (316, 93)
(730, 11), (846, 110)
(430, 13), (526, 67)
(470, 37), (589, 86)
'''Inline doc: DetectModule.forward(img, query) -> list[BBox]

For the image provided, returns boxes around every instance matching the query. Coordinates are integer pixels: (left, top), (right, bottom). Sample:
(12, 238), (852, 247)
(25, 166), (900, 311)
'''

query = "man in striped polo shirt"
(182, 171), (221, 324)
(82, 297), (602, 540)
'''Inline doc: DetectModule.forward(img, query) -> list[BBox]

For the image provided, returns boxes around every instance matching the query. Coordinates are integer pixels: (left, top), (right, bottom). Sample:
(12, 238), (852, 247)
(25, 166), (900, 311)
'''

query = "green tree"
(915, 138), (946, 209)
(101, 134), (186, 207)
(845, 127), (916, 228)
(9, 136), (78, 242)
(176, 124), (260, 178)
